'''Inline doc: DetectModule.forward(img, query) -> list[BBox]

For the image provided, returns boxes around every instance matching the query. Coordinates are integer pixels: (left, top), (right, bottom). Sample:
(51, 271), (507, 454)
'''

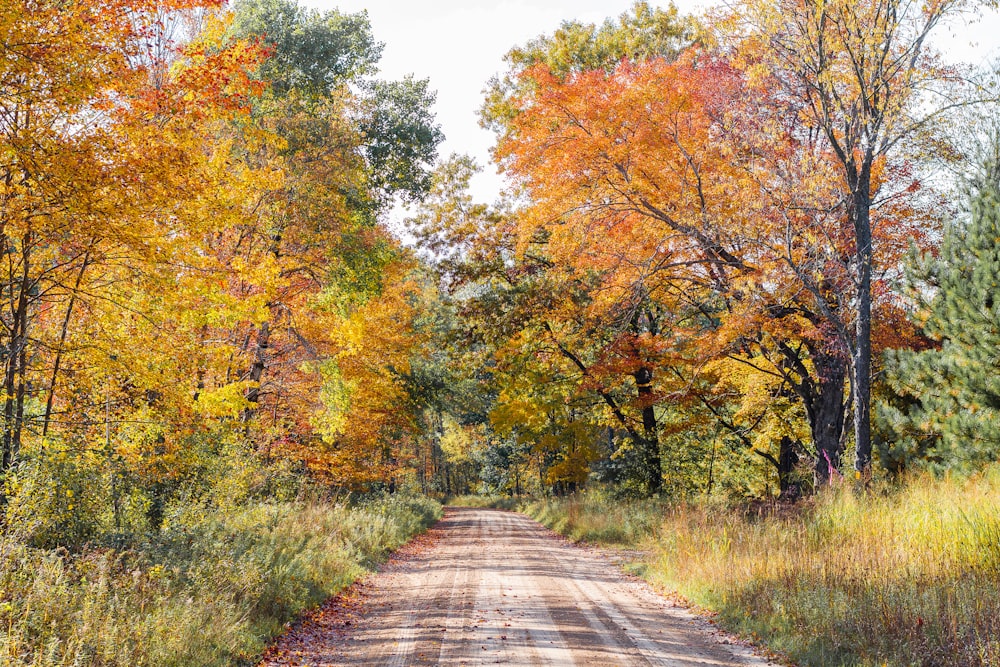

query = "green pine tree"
(879, 154), (1000, 473)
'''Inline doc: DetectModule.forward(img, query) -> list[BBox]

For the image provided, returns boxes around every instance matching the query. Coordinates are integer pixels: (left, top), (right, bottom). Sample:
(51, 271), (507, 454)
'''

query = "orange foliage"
(493, 47), (934, 467)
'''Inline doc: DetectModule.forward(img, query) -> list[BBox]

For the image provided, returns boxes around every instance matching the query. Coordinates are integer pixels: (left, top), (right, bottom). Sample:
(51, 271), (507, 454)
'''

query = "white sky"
(306, 0), (1000, 207)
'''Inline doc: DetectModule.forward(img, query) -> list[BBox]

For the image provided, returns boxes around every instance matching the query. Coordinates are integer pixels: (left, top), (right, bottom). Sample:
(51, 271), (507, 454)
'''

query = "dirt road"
(261, 507), (779, 666)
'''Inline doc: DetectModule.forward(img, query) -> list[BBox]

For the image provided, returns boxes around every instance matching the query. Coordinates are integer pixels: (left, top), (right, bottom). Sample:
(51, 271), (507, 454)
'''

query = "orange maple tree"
(494, 49), (932, 487)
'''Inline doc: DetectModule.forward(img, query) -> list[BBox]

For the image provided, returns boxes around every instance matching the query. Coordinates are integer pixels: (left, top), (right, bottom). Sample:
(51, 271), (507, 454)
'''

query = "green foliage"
(230, 0), (382, 96)
(0, 494), (441, 667)
(4, 429), (304, 549)
(406, 154), (514, 292)
(5, 444), (121, 548)
(358, 77), (445, 206)
(880, 157), (1000, 473)
(477, 438), (533, 495)
(506, 1), (697, 76)
(230, 0), (442, 221)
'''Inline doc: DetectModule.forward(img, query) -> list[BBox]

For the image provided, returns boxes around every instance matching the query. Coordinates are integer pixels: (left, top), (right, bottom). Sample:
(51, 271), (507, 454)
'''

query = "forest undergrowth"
(524, 471), (1000, 667)
(0, 494), (441, 667)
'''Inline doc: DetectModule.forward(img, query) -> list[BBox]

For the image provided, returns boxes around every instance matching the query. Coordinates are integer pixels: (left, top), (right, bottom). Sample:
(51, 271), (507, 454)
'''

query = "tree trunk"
(44, 251), (90, 437)
(809, 346), (847, 486)
(852, 176), (873, 477)
(2, 235), (30, 476)
(634, 367), (662, 494)
(778, 436), (800, 499)
(753, 437), (801, 498)
(241, 320), (270, 423)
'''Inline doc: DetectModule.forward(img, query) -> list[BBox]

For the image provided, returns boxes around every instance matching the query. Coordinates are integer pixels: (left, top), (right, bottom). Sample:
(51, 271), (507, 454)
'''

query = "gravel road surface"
(261, 507), (780, 666)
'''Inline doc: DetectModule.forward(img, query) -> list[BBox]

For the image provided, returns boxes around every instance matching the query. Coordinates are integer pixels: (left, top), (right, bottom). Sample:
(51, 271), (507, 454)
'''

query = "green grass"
(446, 494), (522, 510)
(524, 494), (667, 545)
(524, 473), (1000, 667)
(0, 495), (441, 667)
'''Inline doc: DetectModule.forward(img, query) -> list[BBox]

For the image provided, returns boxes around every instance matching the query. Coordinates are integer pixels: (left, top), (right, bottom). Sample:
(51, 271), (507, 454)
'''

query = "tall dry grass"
(0, 495), (441, 667)
(526, 472), (1000, 667)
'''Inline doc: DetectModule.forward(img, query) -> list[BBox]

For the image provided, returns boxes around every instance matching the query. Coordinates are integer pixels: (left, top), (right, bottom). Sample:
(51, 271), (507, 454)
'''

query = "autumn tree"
(488, 14), (936, 488)
(411, 154), (686, 494)
(721, 0), (984, 477)
(208, 0), (441, 463)
(411, 152), (775, 496)
(0, 0), (266, 486)
(476, 3), (704, 495)
(482, 1), (698, 133)
(0, 0), (445, 527)
(0, 0), (145, 475)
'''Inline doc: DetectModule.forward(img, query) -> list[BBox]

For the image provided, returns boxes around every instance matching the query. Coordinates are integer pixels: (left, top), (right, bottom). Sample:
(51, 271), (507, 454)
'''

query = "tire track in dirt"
(259, 507), (782, 666)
